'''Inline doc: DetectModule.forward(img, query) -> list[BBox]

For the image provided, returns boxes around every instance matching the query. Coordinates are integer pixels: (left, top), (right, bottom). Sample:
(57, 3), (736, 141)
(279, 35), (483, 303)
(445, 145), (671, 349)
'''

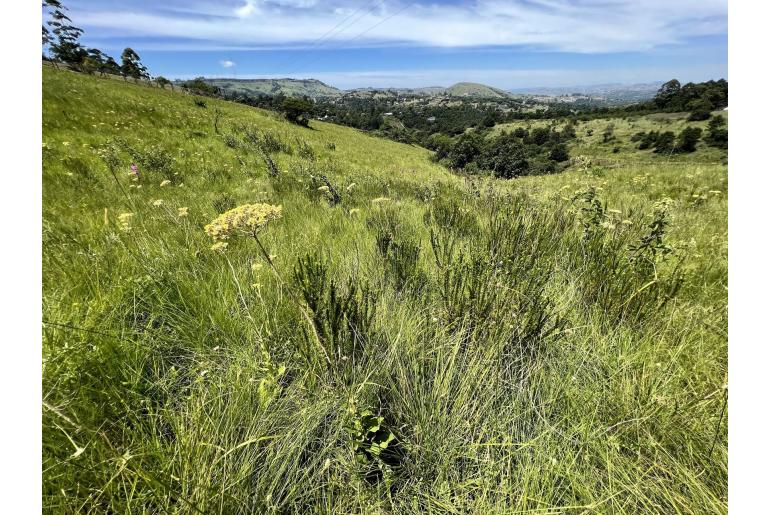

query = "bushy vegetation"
(427, 124), (576, 178)
(652, 79), (728, 116)
(42, 66), (727, 513)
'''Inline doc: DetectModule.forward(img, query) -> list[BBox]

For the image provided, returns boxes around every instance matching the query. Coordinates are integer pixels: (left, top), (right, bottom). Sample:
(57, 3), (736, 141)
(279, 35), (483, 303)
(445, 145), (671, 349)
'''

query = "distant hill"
(201, 78), (342, 97)
(346, 82), (515, 99)
(445, 82), (513, 98)
(206, 79), (515, 99)
(346, 86), (446, 97)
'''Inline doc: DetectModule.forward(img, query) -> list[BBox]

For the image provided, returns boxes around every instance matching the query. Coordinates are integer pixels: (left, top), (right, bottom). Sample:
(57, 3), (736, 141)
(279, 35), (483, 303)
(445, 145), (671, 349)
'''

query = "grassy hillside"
(204, 77), (342, 97)
(42, 65), (727, 513)
(445, 81), (513, 98)
(494, 111), (728, 164)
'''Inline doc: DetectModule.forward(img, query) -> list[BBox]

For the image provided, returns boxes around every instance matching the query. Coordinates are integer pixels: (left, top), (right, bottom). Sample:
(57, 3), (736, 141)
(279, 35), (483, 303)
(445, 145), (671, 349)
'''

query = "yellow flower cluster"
(177, 207), (189, 217)
(204, 203), (282, 241)
(118, 212), (134, 232)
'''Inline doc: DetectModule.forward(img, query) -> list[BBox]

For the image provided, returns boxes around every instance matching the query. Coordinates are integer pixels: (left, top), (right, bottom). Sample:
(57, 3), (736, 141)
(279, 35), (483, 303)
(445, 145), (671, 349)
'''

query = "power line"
(275, 0), (383, 75)
(285, 2), (412, 77)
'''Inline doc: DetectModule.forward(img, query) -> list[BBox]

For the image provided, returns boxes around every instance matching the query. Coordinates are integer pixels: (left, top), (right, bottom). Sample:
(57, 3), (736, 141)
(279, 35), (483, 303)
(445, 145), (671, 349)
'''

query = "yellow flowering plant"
(204, 203), (282, 242)
(203, 203), (328, 364)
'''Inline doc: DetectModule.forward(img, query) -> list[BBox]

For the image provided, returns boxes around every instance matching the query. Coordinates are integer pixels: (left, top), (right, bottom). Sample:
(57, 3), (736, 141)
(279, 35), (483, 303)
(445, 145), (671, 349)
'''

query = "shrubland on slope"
(42, 65), (727, 513)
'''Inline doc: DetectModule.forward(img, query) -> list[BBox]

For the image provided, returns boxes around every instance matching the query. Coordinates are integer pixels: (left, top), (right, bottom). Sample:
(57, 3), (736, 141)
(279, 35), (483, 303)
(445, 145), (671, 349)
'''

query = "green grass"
(42, 65), (727, 513)
(493, 111), (728, 165)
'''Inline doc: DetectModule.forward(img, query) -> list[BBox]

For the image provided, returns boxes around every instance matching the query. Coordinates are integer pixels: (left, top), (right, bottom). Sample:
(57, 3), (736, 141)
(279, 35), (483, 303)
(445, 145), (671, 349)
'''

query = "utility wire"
(285, 2), (412, 77)
(275, 0), (383, 75)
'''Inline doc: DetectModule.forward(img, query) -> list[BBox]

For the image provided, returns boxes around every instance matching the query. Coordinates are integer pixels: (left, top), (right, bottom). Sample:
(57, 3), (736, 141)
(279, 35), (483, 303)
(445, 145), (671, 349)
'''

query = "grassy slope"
(42, 66), (727, 513)
(205, 78), (342, 97)
(494, 111), (728, 164)
(446, 81), (513, 98)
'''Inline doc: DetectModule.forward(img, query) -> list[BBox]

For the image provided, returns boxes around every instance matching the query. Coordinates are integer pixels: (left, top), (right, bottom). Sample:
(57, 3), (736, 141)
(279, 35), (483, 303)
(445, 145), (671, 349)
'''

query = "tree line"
(42, 1), (171, 86)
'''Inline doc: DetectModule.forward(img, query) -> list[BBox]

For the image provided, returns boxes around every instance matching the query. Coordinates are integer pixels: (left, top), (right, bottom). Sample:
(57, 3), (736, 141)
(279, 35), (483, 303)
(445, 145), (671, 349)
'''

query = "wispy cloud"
(220, 59), (236, 68)
(70, 0), (727, 54)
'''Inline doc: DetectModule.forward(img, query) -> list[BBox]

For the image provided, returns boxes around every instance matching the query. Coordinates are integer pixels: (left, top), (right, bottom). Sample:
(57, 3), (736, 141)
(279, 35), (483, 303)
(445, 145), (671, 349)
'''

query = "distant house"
(427, 116), (436, 123)
(383, 112), (393, 116)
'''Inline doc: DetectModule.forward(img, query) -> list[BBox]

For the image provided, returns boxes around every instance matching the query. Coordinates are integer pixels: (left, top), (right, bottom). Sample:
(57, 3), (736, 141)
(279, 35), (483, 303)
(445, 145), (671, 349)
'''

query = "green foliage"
(447, 131), (485, 169)
(676, 126), (703, 153)
(282, 97), (314, 126)
(212, 192), (237, 213)
(118, 140), (175, 180)
(602, 123), (616, 143)
(183, 77), (220, 96)
(652, 78), (727, 112)
(629, 199), (675, 273)
(120, 47), (149, 81)
(45, 1), (86, 65)
(293, 254), (376, 372)
(653, 131), (676, 153)
(41, 67), (727, 514)
(154, 76), (172, 89)
(296, 139), (316, 161)
(706, 115), (728, 149)
(549, 143), (570, 162)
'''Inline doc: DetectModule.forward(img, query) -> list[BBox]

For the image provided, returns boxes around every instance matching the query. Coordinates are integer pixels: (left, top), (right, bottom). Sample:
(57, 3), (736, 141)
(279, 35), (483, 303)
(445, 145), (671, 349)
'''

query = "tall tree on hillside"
(45, 1), (86, 66)
(42, 1), (60, 57)
(654, 79), (681, 109)
(120, 48), (149, 82)
(155, 76), (173, 90)
(84, 48), (105, 75)
(102, 56), (121, 76)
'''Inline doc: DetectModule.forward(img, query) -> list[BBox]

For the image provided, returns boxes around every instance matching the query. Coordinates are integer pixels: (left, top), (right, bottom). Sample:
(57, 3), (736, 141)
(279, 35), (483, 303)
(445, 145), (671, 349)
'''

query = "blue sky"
(54, 0), (728, 89)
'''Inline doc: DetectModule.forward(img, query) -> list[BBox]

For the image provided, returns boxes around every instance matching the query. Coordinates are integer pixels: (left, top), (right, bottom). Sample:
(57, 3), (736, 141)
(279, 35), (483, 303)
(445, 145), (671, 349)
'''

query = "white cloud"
(220, 60), (236, 68)
(72, 0), (727, 54)
(234, 0), (258, 19)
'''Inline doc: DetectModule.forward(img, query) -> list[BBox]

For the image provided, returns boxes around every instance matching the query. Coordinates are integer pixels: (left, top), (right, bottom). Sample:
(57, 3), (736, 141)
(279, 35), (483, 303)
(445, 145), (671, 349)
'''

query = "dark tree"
(155, 76), (172, 90)
(561, 123), (577, 139)
(530, 127), (550, 145)
(705, 115), (728, 149)
(654, 79), (682, 108)
(653, 131), (676, 153)
(549, 143), (570, 162)
(687, 98), (714, 121)
(478, 133), (530, 178)
(675, 127), (702, 153)
(282, 97), (314, 126)
(46, 1), (86, 66)
(102, 56), (121, 76)
(425, 133), (453, 161)
(182, 77), (219, 96)
(448, 132), (485, 170)
(121, 48), (149, 82)
(602, 123), (615, 143)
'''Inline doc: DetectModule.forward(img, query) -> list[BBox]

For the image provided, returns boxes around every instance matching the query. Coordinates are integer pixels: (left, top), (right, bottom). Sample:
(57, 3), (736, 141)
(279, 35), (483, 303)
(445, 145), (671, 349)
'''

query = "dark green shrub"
(675, 126), (702, 153)
(282, 97), (314, 126)
(447, 132), (484, 169)
(653, 131), (676, 153)
(293, 254), (376, 371)
(530, 127), (550, 145)
(549, 143), (570, 162)
(706, 116), (728, 149)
